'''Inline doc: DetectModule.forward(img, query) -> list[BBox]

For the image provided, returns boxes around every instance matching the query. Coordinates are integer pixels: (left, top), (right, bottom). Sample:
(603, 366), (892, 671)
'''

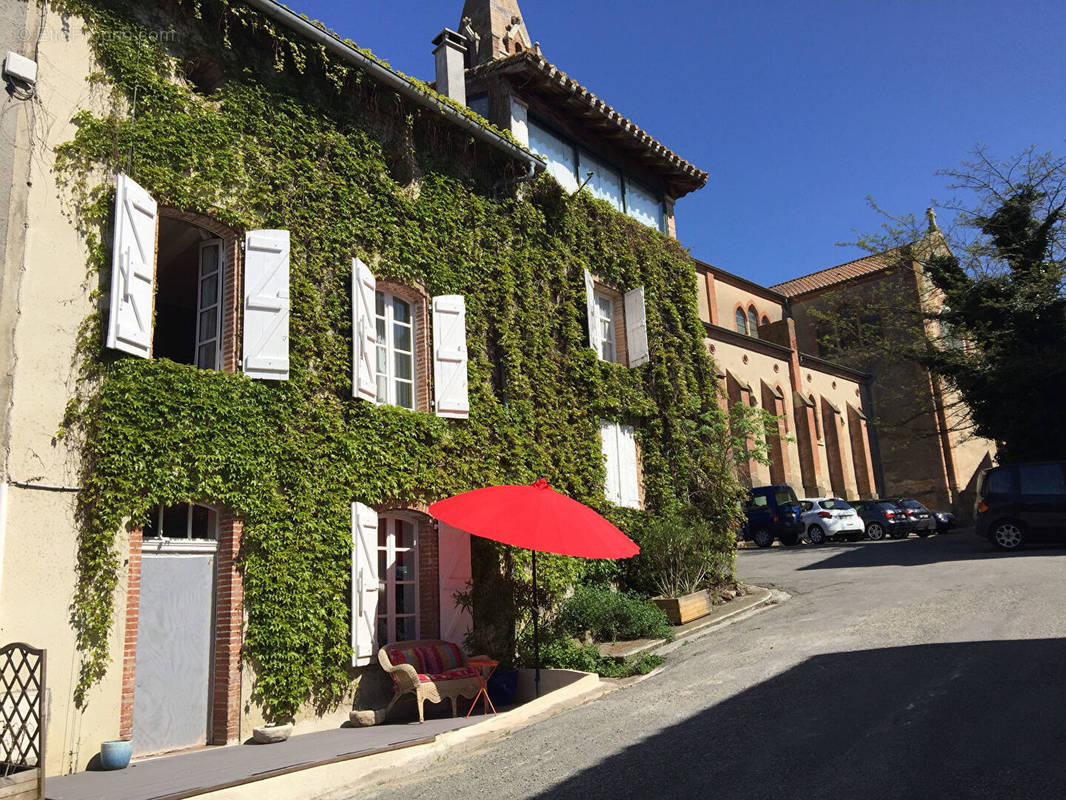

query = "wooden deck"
(45, 715), (487, 800)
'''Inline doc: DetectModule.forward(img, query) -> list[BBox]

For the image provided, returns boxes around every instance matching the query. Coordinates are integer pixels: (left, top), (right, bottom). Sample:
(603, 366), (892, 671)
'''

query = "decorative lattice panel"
(0, 643), (45, 777)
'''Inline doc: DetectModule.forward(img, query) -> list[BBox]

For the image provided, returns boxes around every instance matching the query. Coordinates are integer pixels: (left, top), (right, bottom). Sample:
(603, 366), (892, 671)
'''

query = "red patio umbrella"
(428, 478), (640, 695)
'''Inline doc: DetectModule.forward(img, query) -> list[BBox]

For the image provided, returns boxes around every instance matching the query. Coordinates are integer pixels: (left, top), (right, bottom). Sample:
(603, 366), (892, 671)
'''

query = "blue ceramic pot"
(487, 668), (518, 706)
(99, 739), (132, 770)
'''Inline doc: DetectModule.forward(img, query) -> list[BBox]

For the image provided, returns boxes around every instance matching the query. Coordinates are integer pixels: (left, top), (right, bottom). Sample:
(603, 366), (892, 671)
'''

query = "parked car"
(974, 461), (1066, 551)
(851, 499), (913, 540)
(798, 498), (865, 544)
(885, 498), (937, 537)
(741, 485), (804, 548)
(933, 510), (955, 533)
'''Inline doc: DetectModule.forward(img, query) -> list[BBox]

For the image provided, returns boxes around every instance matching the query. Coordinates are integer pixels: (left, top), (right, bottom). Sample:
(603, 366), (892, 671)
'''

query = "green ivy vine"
(51, 0), (748, 720)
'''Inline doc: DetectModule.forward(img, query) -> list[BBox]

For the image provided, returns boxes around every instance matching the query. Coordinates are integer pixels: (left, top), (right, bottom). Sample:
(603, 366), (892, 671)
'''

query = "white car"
(799, 498), (865, 544)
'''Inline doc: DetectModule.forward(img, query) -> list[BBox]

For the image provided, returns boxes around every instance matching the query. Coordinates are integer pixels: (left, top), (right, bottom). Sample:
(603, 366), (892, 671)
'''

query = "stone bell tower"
(459, 0), (532, 67)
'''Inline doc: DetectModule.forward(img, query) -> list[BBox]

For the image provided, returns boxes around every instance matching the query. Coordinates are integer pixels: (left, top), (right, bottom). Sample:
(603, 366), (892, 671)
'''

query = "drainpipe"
(241, 0), (542, 170)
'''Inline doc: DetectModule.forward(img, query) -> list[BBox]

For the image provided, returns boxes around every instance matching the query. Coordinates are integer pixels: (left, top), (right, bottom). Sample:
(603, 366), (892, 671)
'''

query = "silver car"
(799, 497), (866, 544)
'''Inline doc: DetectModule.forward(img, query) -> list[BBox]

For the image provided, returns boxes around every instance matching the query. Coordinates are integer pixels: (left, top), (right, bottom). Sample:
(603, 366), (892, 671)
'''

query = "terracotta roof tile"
(769, 249), (903, 297)
(467, 52), (708, 197)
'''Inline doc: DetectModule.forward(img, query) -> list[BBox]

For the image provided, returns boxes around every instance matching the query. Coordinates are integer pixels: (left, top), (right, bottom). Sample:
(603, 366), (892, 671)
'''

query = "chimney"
(432, 29), (468, 106)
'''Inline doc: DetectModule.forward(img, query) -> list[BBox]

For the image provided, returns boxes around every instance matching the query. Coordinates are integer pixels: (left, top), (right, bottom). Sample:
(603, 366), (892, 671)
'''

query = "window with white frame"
(600, 420), (641, 509)
(142, 502), (218, 540)
(375, 291), (415, 409)
(594, 292), (616, 362)
(584, 270), (649, 367)
(376, 516), (419, 645)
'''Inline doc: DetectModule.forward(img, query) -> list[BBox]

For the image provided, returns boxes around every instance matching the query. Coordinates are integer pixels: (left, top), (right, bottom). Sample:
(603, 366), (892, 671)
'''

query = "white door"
(438, 523), (473, 645)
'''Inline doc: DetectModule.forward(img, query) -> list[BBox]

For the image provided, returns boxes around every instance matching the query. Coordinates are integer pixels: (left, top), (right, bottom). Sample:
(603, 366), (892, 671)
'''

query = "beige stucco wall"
(711, 275), (785, 332)
(707, 338), (802, 490)
(799, 366), (865, 499)
(0, 7), (126, 775)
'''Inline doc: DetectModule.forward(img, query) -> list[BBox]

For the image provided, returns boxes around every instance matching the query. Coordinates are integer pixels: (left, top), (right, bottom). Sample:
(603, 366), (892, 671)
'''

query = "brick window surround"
(378, 505), (441, 641)
(119, 509), (244, 745)
(590, 279), (631, 367)
(375, 281), (432, 414)
(156, 208), (241, 373)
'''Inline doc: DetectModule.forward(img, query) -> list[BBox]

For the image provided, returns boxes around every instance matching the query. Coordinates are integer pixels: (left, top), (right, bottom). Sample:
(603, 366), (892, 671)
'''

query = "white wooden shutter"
(352, 258), (378, 403)
(433, 295), (469, 419)
(107, 173), (157, 358)
(618, 423), (641, 509)
(584, 269), (600, 355)
(243, 230), (290, 380)
(600, 420), (622, 504)
(351, 502), (379, 667)
(438, 522), (473, 646)
(624, 286), (650, 367)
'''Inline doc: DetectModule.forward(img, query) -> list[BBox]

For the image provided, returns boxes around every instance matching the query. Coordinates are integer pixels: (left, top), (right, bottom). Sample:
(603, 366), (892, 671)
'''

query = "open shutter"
(107, 173), (157, 358)
(351, 502), (379, 667)
(600, 420), (621, 504)
(438, 522), (473, 646)
(433, 295), (469, 419)
(352, 258), (378, 403)
(624, 286), (650, 367)
(618, 423), (641, 509)
(243, 230), (290, 380)
(584, 269), (599, 355)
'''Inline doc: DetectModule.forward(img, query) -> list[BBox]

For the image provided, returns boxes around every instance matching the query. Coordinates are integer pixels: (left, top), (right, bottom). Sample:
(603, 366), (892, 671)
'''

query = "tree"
(852, 146), (1066, 464)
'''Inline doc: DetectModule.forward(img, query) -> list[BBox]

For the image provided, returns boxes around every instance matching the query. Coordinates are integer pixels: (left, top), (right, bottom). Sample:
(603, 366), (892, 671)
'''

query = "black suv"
(975, 462), (1066, 550)
(741, 485), (804, 548)
(884, 498), (937, 537)
(851, 499), (913, 540)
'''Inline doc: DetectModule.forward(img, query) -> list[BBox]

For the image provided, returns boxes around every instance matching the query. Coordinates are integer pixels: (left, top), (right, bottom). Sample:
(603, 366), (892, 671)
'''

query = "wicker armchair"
(378, 639), (484, 723)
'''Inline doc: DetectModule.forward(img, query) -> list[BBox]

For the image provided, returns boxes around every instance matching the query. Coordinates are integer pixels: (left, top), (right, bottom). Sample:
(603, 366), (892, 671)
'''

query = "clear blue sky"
(292, 0), (1064, 286)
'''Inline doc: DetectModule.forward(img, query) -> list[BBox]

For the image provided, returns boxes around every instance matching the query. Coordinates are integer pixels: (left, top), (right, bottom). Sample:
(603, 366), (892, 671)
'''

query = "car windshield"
(821, 498), (852, 510)
(774, 488), (798, 505)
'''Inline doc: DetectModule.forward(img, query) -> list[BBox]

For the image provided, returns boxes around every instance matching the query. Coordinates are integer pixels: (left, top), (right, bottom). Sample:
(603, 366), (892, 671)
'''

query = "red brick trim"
(211, 511), (243, 744)
(157, 208), (241, 373)
(119, 527), (143, 740)
(376, 281), (433, 413)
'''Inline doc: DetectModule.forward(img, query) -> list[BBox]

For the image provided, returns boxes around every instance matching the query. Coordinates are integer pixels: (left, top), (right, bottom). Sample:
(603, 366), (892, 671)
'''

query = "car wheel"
(806, 525), (826, 545)
(991, 520), (1025, 551)
(779, 531), (800, 547)
(753, 528), (774, 548)
(867, 522), (885, 541)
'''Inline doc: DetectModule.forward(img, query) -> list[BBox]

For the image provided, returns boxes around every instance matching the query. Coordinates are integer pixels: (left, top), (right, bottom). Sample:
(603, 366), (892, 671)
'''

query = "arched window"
(761, 315), (770, 327)
(747, 306), (759, 339)
(376, 515), (419, 644)
(735, 307), (747, 335)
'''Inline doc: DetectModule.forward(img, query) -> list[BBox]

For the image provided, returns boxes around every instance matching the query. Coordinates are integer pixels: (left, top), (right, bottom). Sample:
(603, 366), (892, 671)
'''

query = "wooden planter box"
(0, 767), (43, 800)
(653, 590), (713, 625)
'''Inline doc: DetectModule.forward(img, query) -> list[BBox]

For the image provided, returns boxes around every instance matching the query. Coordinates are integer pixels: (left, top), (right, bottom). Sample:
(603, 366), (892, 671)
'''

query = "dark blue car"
(741, 485), (804, 547)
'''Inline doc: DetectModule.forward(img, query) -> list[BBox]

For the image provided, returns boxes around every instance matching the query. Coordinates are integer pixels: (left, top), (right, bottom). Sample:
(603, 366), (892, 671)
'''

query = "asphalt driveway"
(354, 531), (1066, 800)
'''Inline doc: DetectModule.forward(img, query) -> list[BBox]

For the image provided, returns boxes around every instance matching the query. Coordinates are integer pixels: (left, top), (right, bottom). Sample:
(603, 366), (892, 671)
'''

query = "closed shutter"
(600, 420), (621, 504)
(624, 286), (649, 367)
(351, 502), (379, 667)
(242, 230), (290, 380)
(584, 269), (599, 355)
(433, 295), (469, 419)
(107, 173), (157, 358)
(618, 423), (641, 509)
(352, 258), (378, 403)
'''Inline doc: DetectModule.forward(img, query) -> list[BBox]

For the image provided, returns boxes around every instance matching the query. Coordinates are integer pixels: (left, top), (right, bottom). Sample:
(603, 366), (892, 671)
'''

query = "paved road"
(355, 532), (1066, 799)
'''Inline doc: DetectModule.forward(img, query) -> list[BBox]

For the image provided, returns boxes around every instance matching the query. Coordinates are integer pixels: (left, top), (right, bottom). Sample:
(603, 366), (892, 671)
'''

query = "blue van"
(741, 485), (804, 548)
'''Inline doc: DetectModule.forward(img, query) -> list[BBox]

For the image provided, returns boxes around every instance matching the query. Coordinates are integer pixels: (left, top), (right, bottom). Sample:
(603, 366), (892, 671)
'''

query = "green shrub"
(558, 585), (673, 642)
(626, 506), (736, 597)
(526, 634), (665, 678)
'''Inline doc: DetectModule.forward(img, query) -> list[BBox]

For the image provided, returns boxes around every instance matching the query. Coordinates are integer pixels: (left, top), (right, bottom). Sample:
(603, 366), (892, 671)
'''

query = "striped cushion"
(416, 665), (478, 683)
(387, 642), (465, 675)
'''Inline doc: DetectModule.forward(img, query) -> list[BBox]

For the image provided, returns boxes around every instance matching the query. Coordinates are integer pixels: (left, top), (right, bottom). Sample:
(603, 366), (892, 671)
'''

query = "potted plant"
(628, 508), (733, 625)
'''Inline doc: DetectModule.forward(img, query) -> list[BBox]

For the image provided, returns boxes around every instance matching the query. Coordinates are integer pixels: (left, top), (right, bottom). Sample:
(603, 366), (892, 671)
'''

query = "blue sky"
(293, 0), (1064, 286)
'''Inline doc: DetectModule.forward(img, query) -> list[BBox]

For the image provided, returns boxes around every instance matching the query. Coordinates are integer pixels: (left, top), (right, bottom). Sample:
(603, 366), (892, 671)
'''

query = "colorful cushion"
(386, 642), (465, 674)
(416, 665), (478, 683)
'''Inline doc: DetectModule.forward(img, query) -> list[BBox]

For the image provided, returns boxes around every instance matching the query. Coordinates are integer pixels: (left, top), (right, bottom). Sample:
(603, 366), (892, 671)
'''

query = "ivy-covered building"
(0, 0), (751, 774)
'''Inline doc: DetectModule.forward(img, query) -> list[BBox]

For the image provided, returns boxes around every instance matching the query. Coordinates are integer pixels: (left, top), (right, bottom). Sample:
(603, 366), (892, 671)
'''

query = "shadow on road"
(532, 639), (1066, 800)
(792, 532), (1066, 570)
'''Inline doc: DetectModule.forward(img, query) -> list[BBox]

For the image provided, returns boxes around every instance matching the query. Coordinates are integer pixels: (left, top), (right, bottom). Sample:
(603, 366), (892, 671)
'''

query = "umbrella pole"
(532, 549), (540, 698)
